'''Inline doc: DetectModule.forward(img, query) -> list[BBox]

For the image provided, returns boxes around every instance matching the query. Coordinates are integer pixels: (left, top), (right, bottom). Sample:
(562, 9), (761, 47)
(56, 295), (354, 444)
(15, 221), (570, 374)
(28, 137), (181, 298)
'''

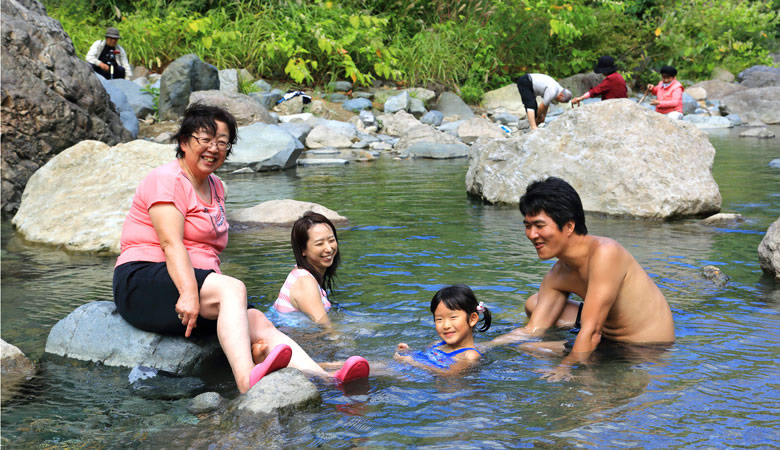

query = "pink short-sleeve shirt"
(115, 160), (228, 272)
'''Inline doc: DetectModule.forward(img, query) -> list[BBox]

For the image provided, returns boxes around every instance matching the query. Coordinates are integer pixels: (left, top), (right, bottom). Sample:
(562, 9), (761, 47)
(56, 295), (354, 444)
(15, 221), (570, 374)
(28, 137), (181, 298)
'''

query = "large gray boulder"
(222, 123), (302, 172)
(228, 199), (347, 227)
(159, 54), (219, 121)
(481, 84), (528, 118)
(218, 68), (239, 93)
(559, 72), (604, 96)
(687, 80), (746, 100)
(189, 90), (274, 126)
(45, 301), (223, 374)
(12, 140), (175, 253)
(105, 78), (155, 119)
(737, 65), (780, 88)
(466, 99), (721, 219)
(1, 339), (36, 402)
(98, 77), (139, 138)
(720, 87), (780, 125)
(758, 218), (780, 281)
(683, 115), (733, 129)
(432, 92), (474, 119)
(384, 91), (410, 113)
(1, 0), (132, 213)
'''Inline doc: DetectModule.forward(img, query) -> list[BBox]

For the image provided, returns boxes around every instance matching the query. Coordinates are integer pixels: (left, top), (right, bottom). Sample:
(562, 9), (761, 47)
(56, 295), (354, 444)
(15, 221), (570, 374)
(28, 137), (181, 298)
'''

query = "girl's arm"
(289, 275), (331, 325)
(394, 348), (481, 376)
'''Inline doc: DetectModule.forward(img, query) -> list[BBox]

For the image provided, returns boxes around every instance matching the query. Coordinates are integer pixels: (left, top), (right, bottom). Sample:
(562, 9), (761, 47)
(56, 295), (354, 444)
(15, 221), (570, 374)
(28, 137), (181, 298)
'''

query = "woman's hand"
(175, 292), (200, 337)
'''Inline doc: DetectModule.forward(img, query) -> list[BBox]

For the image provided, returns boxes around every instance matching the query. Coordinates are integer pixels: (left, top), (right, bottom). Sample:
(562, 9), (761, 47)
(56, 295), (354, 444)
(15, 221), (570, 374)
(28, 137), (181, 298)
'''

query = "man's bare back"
(542, 234), (674, 344)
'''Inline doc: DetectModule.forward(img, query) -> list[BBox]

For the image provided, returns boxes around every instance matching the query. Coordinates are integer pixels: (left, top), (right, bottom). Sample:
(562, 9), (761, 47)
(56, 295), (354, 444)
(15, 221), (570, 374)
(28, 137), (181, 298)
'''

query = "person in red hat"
(86, 27), (132, 79)
(571, 55), (628, 106)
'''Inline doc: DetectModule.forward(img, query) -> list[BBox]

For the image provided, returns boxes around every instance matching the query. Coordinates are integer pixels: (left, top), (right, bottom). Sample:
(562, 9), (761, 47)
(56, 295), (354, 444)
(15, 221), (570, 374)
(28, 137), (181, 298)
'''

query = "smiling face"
(434, 302), (479, 349)
(179, 120), (229, 179)
(301, 223), (339, 275)
(661, 74), (675, 84)
(523, 210), (574, 260)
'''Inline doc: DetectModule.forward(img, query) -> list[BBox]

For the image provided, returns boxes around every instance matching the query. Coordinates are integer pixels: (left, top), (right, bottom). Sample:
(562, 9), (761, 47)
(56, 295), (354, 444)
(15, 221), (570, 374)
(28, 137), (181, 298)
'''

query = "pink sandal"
(334, 356), (370, 383)
(249, 344), (292, 388)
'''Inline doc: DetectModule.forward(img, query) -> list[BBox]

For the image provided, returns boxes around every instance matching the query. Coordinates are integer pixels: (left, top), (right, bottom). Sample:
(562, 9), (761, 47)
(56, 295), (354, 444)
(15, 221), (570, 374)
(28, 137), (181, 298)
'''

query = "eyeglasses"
(191, 135), (231, 152)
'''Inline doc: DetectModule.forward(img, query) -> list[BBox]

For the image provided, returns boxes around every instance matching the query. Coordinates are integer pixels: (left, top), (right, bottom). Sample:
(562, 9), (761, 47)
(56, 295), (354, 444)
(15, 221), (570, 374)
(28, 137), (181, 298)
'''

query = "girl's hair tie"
(476, 301), (485, 312)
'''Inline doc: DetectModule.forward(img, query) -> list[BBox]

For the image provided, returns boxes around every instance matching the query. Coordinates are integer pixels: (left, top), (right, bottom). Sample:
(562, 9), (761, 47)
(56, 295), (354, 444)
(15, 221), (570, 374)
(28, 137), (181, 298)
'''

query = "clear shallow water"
(2, 127), (779, 448)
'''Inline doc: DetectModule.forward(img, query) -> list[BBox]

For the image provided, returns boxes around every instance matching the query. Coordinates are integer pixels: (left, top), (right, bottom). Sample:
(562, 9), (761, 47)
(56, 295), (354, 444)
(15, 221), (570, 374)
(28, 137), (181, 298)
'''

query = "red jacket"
(650, 79), (684, 114)
(588, 72), (627, 100)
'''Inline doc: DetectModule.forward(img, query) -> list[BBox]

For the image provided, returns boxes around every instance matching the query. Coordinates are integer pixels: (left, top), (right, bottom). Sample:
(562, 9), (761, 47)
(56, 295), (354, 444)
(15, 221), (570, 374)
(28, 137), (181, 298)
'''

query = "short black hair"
(430, 284), (491, 333)
(172, 103), (238, 159)
(519, 177), (588, 235)
(659, 65), (678, 77)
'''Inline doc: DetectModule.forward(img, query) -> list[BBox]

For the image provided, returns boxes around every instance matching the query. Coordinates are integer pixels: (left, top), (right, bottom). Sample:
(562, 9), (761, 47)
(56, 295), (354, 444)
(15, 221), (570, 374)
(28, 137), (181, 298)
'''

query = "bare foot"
(251, 339), (270, 365)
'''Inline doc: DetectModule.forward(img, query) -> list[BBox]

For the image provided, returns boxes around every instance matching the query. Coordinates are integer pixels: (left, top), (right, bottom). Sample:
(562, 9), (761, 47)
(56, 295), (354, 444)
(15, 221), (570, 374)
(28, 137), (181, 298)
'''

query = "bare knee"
(200, 274), (248, 316)
(248, 308), (274, 330)
(525, 293), (539, 316)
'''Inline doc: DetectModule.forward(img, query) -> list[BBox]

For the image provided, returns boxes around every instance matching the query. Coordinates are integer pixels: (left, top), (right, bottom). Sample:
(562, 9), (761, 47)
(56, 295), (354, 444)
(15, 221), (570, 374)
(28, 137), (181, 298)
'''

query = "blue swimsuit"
(411, 341), (482, 369)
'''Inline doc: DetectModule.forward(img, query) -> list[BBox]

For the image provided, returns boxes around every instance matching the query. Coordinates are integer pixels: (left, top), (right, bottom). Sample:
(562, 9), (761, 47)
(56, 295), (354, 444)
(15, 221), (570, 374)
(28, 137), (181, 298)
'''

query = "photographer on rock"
(86, 27), (132, 80)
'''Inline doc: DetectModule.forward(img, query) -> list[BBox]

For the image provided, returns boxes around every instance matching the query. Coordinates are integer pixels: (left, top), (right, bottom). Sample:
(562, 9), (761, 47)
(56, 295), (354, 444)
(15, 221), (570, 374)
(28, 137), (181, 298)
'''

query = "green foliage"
(140, 84), (160, 120)
(649, 0), (778, 79)
(44, 0), (778, 97)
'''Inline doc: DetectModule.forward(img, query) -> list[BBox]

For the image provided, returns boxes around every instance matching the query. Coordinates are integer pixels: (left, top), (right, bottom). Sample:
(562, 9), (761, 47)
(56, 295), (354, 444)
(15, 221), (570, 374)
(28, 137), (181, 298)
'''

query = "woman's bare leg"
(247, 309), (330, 378)
(199, 273), (255, 393)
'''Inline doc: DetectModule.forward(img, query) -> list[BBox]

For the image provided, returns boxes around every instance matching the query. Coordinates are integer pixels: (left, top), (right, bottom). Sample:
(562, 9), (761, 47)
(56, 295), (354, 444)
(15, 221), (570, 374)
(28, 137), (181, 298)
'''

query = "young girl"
(394, 285), (492, 376)
(272, 211), (340, 325)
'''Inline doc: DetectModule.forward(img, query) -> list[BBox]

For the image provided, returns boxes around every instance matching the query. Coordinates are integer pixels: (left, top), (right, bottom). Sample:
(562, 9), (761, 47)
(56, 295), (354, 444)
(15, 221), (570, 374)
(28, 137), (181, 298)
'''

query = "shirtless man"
(493, 177), (675, 380)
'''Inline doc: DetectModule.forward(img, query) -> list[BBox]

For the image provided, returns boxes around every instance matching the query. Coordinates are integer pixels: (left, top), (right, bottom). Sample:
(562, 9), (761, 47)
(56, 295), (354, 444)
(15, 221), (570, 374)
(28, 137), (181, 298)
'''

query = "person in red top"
(571, 56), (627, 106)
(647, 65), (684, 119)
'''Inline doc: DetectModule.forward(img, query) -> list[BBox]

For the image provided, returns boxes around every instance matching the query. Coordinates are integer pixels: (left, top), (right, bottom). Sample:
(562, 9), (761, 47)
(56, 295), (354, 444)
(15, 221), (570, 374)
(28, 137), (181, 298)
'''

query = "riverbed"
(1, 126), (778, 447)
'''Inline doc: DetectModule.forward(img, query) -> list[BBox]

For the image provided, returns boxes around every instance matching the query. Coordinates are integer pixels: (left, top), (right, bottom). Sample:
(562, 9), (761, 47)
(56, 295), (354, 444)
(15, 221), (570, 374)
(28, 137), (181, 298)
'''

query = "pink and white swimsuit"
(272, 267), (331, 313)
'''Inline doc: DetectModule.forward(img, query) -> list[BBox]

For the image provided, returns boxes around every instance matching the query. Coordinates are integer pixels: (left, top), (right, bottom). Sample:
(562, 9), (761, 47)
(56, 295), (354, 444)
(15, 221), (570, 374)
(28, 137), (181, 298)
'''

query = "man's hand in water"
(536, 365), (574, 382)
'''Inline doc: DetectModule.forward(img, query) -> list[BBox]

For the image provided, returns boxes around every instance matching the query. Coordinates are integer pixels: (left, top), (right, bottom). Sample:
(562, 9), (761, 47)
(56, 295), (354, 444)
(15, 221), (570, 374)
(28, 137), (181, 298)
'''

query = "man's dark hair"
(172, 103), (238, 158)
(519, 177), (588, 235)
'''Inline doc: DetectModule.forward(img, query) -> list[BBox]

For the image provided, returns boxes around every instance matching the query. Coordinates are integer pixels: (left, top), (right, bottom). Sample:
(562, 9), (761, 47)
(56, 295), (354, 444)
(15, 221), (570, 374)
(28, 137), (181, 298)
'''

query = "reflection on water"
(2, 127), (779, 447)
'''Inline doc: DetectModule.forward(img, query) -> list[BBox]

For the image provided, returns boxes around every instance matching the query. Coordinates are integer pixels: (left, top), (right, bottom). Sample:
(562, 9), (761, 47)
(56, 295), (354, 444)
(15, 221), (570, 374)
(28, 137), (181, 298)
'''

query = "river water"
(2, 127), (778, 447)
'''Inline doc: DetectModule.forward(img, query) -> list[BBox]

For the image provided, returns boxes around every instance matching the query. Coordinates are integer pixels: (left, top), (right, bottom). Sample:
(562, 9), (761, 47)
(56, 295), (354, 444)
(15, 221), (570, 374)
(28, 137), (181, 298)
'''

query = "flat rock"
(228, 199), (347, 226)
(402, 142), (469, 159)
(739, 127), (775, 138)
(228, 368), (320, 417)
(701, 213), (745, 225)
(466, 99), (721, 219)
(12, 140), (175, 253)
(298, 158), (349, 166)
(44, 301), (223, 374)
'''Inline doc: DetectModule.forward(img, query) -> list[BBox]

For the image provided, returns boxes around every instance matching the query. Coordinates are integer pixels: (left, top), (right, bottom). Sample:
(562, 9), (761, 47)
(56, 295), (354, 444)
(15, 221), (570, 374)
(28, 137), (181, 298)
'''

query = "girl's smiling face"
(434, 302), (479, 349)
(301, 223), (338, 275)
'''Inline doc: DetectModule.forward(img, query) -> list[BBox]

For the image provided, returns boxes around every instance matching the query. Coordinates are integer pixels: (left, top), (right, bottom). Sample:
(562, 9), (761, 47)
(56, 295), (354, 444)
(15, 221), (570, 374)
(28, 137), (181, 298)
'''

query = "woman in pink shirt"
(113, 104), (368, 393)
(647, 65), (684, 119)
(273, 212), (340, 325)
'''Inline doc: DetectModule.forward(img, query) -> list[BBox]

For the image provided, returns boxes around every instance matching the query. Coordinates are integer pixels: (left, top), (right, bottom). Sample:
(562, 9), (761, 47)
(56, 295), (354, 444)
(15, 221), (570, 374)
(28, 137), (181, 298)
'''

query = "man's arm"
(536, 103), (549, 125)
(487, 272), (569, 347)
(542, 245), (624, 381)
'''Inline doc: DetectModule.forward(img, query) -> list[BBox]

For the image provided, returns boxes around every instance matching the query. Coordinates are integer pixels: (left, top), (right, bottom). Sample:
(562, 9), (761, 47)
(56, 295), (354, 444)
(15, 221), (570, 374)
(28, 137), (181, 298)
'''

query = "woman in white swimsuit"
(272, 212), (340, 325)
